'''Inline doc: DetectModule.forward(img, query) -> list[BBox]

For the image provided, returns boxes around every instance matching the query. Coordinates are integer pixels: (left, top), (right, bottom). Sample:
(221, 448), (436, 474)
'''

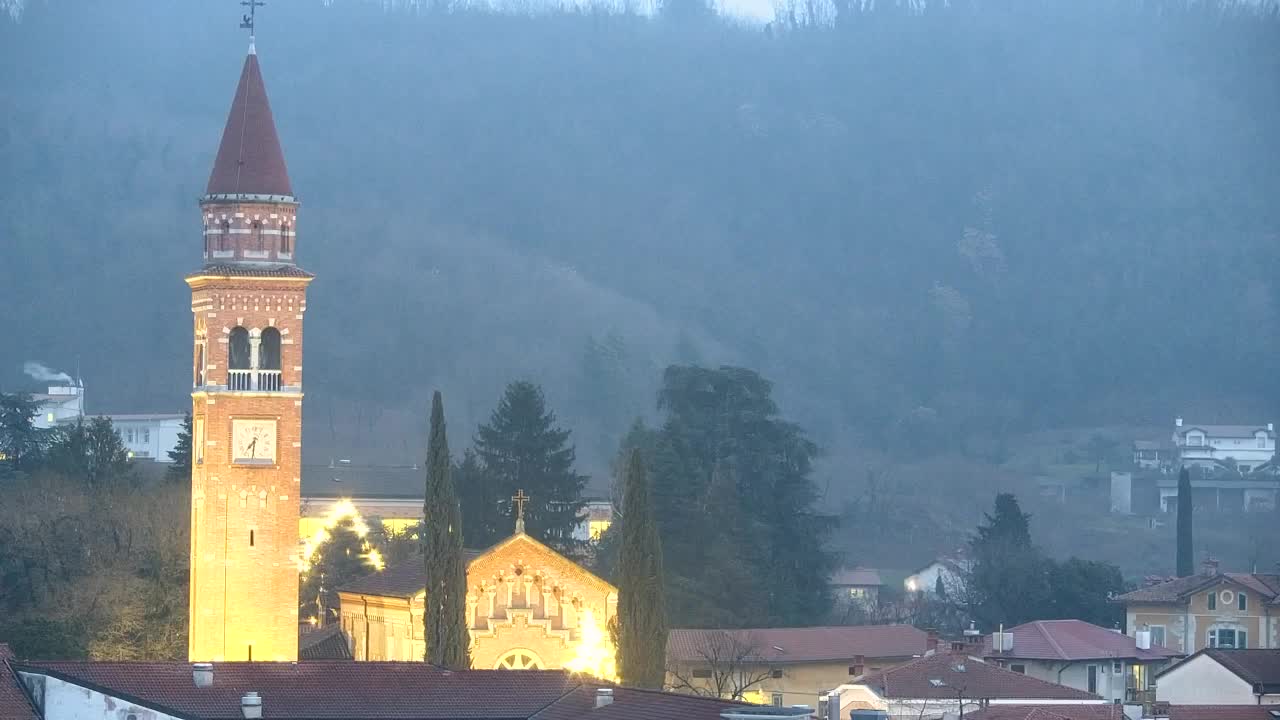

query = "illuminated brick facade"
(187, 45), (311, 662)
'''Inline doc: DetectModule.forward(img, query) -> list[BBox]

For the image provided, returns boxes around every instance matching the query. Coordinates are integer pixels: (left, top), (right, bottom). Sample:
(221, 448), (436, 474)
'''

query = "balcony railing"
(227, 369), (283, 392)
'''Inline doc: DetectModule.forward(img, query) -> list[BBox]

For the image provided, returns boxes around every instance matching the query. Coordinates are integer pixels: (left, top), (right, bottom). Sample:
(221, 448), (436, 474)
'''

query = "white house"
(904, 554), (969, 596)
(980, 620), (1181, 704)
(29, 385), (84, 429)
(102, 413), (186, 462)
(1156, 648), (1280, 706)
(1173, 418), (1275, 474)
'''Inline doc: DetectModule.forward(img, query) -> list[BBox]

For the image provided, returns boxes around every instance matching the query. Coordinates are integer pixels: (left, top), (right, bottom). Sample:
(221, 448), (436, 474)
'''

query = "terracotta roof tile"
(298, 625), (352, 661)
(1115, 572), (1280, 604)
(980, 620), (1180, 662)
(531, 686), (749, 720)
(0, 645), (39, 720)
(187, 264), (315, 279)
(856, 652), (1099, 700)
(666, 625), (927, 665)
(15, 662), (578, 720)
(963, 705), (1124, 720)
(207, 52), (293, 198)
(1167, 706), (1280, 720)
(1196, 649), (1280, 692)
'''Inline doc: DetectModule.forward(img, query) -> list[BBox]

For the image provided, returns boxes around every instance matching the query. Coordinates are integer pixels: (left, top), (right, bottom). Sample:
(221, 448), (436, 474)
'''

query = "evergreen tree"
(966, 493), (1051, 629)
(471, 381), (587, 555)
(47, 417), (132, 488)
(1176, 466), (1194, 577)
(1047, 557), (1126, 627)
(300, 518), (371, 625)
(455, 449), (492, 550)
(616, 449), (666, 689)
(423, 391), (468, 669)
(165, 413), (192, 483)
(643, 365), (835, 627)
(0, 392), (48, 473)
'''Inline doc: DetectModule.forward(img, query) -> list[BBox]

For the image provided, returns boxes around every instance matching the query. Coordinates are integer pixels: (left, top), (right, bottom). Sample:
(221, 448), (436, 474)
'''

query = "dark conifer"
(424, 391), (469, 669)
(1176, 466), (1194, 577)
(616, 449), (667, 689)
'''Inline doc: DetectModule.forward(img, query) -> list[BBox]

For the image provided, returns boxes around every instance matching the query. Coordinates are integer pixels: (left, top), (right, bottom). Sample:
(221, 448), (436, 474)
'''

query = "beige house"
(1155, 648), (1280, 706)
(1115, 562), (1280, 654)
(337, 529), (617, 671)
(666, 624), (930, 709)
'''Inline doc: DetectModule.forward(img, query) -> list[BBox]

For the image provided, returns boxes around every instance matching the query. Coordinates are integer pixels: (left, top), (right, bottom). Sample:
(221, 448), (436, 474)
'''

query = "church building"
(337, 498), (618, 672)
(186, 34), (310, 662)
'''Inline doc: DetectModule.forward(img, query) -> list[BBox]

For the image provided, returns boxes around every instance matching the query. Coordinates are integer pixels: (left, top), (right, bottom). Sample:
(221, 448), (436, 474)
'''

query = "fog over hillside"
(3, 1), (1280, 571)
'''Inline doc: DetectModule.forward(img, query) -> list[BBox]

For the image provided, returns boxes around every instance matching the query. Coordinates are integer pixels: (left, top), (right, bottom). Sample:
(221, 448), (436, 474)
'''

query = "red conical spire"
(206, 48), (293, 198)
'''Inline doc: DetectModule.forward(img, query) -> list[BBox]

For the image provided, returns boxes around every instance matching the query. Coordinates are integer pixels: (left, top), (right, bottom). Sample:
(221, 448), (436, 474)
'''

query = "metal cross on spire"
(512, 489), (530, 534)
(240, 0), (265, 52)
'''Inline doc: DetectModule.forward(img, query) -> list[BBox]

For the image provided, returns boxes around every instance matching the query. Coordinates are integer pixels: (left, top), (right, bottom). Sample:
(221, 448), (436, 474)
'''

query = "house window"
(1010, 664), (1026, 674)
(1208, 592), (1217, 610)
(848, 665), (864, 676)
(771, 693), (783, 707)
(249, 530), (255, 547)
(1087, 665), (1098, 694)
(1239, 592), (1247, 611)
(848, 587), (867, 599)
(1149, 626), (1166, 649)
(127, 428), (135, 443)
(1113, 661), (1123, 674)
(1209, 628), (1247, 648)
(219, 220), (231, 251)
(252, 221), (264, 250)
(770, 669), (783, 679)
(143, 429), (150, 444)
(1258, 433), (1267, 448)
(691, 668), (711, 679)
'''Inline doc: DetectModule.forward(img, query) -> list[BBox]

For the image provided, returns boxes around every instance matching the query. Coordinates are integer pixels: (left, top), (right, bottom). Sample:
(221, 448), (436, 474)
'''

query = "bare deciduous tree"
(666, 630), (777, 701)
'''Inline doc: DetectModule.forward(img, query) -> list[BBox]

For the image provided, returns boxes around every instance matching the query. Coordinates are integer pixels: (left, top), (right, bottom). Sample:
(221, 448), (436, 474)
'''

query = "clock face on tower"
(231, 418), (277, 465)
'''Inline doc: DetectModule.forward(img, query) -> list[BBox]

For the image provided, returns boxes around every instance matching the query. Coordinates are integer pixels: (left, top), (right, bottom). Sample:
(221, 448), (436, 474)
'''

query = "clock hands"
(247, 437), (257, 458)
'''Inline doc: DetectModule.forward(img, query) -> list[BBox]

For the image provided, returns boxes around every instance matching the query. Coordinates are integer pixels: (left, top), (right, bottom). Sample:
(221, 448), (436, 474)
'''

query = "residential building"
(337, 518), (616, 670)
(666, 624), (930, 709)
(29, 385), (83, 429)
(1172, 418), (1276, 473)
(904, 554), (969, 595)
(1155, 469), (1278, 513)
(831, 567), (884, 609)
(980, 619), (1180, 704)
(1161, 707), (1280, 720)
(2, 648), (792, 720)
(101, 413), (186, 462)
(1155, 648), (1280, 705)
(1133, 439), (1177, 471)
(1115, 562), (1280, 653)
(827, 649), (1103, 719)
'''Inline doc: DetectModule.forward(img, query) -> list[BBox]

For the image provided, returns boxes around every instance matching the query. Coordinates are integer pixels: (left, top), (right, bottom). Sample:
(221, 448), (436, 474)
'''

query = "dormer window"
(1187, 432), (1204, 447)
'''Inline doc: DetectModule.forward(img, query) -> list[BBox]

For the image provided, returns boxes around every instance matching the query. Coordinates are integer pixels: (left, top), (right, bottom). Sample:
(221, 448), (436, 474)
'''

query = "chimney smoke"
(23, 361), (73, 384)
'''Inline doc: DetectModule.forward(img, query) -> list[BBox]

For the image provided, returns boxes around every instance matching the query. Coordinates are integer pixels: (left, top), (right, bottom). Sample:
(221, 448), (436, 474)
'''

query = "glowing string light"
(299, 498), (385, 573)
(564, 608), (619, 683)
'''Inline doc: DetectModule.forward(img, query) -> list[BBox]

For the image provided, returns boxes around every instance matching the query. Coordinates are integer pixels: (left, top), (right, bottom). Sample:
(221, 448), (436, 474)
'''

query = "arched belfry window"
(219, 220), (231, 252)
(195, 343), (206, 386)
(260, 327), (282, 370)
(203, 223), (211, 255)
(280, 222), (292, 254)
(253, 221), (264, 251)
(228, 327), (251, 369)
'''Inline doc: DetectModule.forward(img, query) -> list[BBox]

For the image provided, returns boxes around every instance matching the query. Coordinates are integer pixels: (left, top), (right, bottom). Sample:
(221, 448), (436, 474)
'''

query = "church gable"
(467, 534), (616, 599)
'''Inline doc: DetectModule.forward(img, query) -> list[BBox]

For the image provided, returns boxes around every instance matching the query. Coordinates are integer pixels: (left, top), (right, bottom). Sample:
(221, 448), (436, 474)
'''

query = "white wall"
(17, 672), (186, 720)
(1156, 654), (1256, 704)
(109, 416), (185, 462)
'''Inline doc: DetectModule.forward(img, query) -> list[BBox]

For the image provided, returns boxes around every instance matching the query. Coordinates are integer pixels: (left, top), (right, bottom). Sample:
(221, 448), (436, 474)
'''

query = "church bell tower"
(187, 37), (310, 662)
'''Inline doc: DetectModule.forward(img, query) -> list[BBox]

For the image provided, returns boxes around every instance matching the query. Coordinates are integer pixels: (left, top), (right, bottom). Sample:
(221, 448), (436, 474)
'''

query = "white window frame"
(1149, 625), (1166, 649)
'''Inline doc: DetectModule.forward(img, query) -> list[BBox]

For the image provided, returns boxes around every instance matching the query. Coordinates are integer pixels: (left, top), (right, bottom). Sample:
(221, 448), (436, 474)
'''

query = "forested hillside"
(2, 0), (1278, 495)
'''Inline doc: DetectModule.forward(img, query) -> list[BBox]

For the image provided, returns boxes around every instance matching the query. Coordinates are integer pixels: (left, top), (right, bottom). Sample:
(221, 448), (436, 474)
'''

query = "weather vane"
(240, 0), (265, 40)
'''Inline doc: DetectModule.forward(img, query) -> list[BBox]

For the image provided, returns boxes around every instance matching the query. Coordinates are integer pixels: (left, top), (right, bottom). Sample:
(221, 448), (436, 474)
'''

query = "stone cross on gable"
(512, 489), (529, 535)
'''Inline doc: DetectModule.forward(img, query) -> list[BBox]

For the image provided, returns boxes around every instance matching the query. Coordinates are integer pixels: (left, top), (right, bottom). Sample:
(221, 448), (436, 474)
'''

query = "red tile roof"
(981, 620), (1180, 662)
(0, 645), (39, 720)
(13, 662), (747, 720)
(1115, 572), (1280, 604)
(206, 51), (293, 198)
(963, 705), (1124, 720)
(855, 652), (1100, 701)
(1166, 706), (1280, 720)
(667, 625), (927, 665)
(298, 625), (352, 661)
(1161, 648), (1280, 692)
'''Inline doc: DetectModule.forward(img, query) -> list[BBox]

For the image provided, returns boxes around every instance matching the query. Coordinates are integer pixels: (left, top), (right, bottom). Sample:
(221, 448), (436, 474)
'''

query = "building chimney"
(192, 663), (213, 688)
(823, 691), (841, 720)
(594, 688), (613, 709)
(1201, 558), (1219, 577)
(241, 692), (262, 720)
(1175, 416), (1183, 428)
(1268, 422), (1274, 433)
(1136, 629), (1152, 650)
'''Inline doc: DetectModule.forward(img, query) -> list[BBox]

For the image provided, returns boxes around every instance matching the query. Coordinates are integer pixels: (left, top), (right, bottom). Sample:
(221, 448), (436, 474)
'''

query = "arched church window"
(260, 327), (282, 370)
(280, 222), (292, 254)
(195, 343), (206, 386)
(494, 649), (543, 670)
(228, 327), (251, 369)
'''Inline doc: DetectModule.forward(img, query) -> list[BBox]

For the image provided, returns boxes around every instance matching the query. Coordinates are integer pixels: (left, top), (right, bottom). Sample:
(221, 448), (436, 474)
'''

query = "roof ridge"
(1033, 621), (1070, 660)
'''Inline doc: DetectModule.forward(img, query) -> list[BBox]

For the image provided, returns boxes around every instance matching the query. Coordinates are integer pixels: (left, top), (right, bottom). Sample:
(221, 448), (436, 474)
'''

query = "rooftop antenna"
(240, 0), (265, 54)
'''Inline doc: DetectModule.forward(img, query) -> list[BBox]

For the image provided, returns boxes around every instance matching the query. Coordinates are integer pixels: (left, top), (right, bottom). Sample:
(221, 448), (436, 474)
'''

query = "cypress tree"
(1176, 466), (1193, 577)
(616, 449), (667, 689)
(423, 391), (469, 669)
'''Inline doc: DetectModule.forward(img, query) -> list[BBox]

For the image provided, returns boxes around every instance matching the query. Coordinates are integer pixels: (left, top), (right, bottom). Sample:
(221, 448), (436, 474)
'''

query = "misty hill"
(2, 0), (1278, 493)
